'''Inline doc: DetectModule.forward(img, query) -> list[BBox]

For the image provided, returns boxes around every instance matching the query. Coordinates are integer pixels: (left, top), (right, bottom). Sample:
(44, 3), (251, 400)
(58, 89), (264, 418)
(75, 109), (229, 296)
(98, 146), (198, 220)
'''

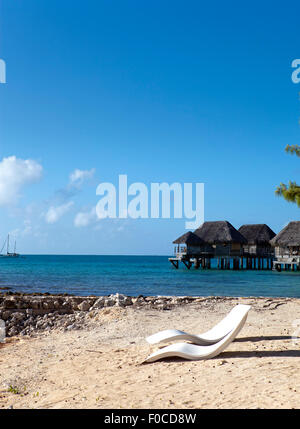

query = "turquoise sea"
(0, 255), (299, 298)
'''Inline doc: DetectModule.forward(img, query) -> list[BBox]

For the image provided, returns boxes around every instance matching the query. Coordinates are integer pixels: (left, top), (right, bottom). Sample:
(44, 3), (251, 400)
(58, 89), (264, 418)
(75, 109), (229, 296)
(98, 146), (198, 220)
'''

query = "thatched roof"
(194, 221), (247, 244)
(238, 224), (276, 245)
(270, 221), (300, 247)
(173, 231), (205, 245)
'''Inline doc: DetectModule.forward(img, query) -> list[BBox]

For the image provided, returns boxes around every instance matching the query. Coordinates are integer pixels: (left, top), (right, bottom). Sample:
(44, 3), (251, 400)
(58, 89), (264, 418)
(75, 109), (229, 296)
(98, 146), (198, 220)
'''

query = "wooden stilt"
(182, 260), (192, 270)
(169, 259), (179, 269)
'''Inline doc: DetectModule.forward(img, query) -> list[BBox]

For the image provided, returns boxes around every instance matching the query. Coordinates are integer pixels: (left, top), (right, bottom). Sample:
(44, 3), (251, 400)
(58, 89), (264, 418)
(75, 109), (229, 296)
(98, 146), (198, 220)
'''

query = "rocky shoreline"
(0, 292), (292, 338)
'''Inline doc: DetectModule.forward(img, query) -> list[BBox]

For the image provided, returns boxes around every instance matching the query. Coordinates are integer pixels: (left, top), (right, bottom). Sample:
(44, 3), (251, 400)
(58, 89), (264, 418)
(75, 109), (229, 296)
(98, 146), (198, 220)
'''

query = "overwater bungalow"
(170, 221), (247, 269)
(193, 220), (247, 257)
(238, 224), (276, 269)
(173, 231), (205, 256)
(270, 221), (300, 271)
(171, 231), (205, 269)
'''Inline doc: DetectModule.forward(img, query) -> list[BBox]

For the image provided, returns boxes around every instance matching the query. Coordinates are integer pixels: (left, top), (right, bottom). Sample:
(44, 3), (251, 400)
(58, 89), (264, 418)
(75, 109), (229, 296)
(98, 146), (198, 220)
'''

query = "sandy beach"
(0, 296), (300, 409)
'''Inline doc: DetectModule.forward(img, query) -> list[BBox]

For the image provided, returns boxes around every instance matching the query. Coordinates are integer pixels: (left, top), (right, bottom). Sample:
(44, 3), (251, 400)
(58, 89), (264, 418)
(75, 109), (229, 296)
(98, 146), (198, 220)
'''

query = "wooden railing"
(174, 247), (187, 258)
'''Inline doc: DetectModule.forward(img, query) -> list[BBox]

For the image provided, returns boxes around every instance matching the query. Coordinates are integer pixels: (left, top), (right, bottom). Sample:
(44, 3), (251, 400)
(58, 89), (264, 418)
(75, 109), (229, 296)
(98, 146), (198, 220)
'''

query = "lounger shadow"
(144, 305), (251, 363)
(146, 304), (251, 346)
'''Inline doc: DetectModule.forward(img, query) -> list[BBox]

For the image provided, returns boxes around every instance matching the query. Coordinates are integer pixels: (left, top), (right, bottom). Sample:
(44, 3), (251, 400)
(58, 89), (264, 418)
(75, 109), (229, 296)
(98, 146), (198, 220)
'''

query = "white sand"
(0, 297), (300, 409)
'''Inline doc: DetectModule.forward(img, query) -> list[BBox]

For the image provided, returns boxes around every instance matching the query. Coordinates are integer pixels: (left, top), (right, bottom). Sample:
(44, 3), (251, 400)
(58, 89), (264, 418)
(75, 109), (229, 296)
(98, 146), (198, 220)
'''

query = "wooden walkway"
(273, 258), (300, 272)
(169, 255), (275, 270)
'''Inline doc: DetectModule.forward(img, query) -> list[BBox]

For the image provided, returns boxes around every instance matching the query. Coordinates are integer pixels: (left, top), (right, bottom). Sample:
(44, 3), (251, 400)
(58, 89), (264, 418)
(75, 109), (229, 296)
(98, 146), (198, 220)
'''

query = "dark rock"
(3, 298), (16, 309)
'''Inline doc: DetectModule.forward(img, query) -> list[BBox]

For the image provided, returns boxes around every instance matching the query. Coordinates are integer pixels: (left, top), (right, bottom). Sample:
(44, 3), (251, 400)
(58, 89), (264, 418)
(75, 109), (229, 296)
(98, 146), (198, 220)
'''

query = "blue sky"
(0, 0), (300, 254)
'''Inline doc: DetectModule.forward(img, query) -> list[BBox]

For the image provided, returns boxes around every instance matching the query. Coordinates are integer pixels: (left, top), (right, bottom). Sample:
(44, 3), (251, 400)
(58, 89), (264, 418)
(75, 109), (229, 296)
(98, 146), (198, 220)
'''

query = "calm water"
(0, 255), (299, 298)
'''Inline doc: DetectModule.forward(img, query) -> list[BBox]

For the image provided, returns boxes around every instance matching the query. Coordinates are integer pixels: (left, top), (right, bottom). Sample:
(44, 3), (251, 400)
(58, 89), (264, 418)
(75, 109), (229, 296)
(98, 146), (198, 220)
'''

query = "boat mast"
(0, 236), (6, 255)
(7, 234), (9, 254)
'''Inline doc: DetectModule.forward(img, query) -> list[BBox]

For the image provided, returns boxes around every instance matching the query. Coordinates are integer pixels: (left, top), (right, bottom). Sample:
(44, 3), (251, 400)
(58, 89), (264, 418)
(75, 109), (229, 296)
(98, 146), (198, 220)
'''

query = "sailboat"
(0, 234), (20, 258)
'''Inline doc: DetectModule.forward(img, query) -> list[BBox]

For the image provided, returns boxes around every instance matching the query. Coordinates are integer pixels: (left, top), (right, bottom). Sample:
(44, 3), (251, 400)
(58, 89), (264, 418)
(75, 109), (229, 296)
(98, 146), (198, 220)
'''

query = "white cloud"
(69, 168), (95, 186)
(9, 219), (48, 243)
(73, 207), (130, 234)
(53, 167), (96, 203)
(45, 201), (74, 224)
(10, 220), (32, 237)
(74, 207), (97, 227)
(0, 156), (43, 206)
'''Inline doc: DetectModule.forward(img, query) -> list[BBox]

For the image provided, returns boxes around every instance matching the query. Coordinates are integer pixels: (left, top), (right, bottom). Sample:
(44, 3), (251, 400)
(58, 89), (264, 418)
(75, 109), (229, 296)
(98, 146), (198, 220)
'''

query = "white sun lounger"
(146, 304), (251, 346)
(144, 305), (251, 363)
